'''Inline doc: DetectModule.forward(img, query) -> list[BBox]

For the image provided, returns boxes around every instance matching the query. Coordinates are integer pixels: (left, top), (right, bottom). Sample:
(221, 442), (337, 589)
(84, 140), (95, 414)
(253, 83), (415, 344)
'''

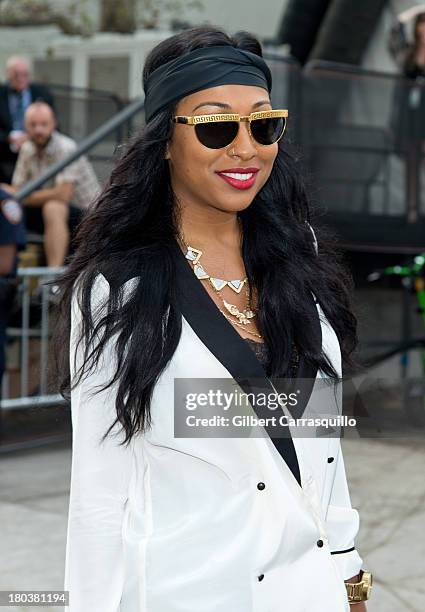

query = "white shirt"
(64, 241), (363, 612)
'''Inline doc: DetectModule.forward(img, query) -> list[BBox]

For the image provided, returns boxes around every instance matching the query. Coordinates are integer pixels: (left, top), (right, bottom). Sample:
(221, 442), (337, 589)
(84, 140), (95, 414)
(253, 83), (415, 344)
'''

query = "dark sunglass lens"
(194, 122), (239, 149)
(251, 117), (285, 145)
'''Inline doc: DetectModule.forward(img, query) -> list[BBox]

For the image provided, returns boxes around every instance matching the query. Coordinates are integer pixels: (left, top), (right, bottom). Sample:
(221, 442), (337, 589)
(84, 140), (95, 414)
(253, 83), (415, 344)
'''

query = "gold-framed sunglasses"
(172, 109), (288, 149)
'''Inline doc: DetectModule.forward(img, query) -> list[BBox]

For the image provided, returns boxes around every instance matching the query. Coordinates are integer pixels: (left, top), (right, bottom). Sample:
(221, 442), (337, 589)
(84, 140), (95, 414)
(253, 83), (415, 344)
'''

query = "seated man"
(3, 101), (100, 267)
(0, 186), (26, 396)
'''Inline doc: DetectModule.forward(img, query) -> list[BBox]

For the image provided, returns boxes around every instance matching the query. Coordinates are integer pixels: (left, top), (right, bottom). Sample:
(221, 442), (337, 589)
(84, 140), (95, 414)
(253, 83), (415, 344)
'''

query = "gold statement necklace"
(178, 226), (263, 339)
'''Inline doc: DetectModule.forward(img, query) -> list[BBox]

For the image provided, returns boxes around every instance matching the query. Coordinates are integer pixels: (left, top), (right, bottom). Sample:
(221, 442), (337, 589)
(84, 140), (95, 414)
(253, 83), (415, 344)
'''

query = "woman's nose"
(231, 122), (257, 158)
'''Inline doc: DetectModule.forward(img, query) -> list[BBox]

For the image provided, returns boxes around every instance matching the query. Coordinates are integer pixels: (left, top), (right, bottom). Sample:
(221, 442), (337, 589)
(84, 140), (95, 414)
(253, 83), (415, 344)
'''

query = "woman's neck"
(177, 204), (246, 284)
(178, 207), (242, 251)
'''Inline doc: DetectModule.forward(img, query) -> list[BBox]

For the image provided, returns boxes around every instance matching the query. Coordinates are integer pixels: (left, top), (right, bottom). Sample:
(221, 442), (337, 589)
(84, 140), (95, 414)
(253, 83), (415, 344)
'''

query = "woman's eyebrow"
(192, 99), (272, 112)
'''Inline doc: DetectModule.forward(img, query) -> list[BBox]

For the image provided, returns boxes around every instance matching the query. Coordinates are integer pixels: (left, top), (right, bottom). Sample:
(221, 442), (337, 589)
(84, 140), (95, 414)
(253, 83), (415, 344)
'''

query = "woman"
(57, 26), (372, 612)
(389, 3), (425, 78)
(388, 4), (425, 152)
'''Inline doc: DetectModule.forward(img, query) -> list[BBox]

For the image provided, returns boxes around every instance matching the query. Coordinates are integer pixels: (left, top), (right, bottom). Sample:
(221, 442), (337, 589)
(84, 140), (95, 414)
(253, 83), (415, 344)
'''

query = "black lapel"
(171, 238), (322, 488)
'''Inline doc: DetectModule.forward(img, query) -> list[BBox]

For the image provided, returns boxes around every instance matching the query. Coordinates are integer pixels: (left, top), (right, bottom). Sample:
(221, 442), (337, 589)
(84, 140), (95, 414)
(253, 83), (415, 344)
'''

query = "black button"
(257, 574), (264, 581)
(257, 482), (265, 490)
(327, 457), (334, 463)
(317, 539), (324, 548)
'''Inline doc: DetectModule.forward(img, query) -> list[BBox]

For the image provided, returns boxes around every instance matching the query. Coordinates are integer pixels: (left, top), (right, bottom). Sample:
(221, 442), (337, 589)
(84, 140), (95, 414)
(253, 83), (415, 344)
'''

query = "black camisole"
(244, 338), (300, 378)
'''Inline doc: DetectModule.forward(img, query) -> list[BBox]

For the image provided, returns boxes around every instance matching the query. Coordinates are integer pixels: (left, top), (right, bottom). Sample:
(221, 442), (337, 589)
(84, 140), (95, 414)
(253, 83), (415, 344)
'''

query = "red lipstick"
(215, 167), (259, 191)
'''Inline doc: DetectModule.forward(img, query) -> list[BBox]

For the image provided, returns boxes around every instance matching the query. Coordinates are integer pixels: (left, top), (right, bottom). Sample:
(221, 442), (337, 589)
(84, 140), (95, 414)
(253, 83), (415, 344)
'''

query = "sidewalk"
(0, 437), (424, 611)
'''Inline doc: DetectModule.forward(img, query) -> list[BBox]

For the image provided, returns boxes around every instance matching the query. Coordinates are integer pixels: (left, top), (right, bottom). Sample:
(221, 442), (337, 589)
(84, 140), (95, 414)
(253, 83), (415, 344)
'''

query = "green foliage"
(0, 0), (95, 36)
(100, 0), (137, 33)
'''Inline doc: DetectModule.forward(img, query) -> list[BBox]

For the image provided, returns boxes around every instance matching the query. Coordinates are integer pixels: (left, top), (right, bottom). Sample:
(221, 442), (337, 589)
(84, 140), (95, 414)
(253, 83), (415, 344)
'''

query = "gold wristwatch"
(345, 570), (373, 603)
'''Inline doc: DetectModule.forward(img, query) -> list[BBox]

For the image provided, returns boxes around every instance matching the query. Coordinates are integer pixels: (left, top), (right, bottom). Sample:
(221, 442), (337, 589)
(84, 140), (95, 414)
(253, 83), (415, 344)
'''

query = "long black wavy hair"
(53, 25), (359, 447)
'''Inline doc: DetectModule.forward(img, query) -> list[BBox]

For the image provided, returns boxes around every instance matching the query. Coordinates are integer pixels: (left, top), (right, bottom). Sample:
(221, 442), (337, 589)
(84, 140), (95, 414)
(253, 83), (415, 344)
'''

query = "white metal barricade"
(1, 266), (67, 411)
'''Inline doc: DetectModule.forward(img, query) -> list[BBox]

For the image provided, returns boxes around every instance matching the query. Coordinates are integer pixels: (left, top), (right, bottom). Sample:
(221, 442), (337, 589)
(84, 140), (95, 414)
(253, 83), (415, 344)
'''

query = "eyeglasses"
(172, 109), (288, 149)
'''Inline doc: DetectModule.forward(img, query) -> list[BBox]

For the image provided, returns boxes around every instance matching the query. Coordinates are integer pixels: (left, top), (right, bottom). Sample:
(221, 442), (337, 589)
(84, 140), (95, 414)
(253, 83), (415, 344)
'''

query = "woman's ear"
(164, 143), (170, 160)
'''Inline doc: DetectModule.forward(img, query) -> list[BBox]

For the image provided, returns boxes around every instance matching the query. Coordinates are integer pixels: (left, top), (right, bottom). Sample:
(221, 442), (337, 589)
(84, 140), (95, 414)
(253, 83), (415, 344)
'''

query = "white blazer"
(64, 238), (363, 612)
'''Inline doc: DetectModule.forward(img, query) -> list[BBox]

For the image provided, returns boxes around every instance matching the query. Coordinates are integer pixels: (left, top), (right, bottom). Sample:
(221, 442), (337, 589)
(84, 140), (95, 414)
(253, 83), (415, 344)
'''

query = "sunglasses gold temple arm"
(173, 116), (190, 124)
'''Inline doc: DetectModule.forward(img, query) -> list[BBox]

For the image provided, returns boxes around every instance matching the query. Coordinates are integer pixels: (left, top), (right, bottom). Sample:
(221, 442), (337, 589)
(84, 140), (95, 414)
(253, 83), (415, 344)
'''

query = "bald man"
(0, 55), (54, 182)
(2, 102), (100, 267)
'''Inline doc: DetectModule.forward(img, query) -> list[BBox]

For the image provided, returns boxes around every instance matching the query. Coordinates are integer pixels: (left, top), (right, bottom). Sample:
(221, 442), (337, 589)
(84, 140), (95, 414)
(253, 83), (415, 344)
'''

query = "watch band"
(345, 570), (373, 602)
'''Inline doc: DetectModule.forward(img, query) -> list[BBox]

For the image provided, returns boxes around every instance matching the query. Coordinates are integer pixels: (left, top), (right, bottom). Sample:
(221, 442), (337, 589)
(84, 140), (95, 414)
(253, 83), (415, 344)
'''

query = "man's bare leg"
(42, 199), (70, 267)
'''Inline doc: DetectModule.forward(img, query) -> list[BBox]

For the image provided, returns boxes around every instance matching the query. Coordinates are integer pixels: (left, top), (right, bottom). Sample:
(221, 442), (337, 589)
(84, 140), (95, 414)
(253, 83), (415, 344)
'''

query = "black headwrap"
(143, 45), (272, 123)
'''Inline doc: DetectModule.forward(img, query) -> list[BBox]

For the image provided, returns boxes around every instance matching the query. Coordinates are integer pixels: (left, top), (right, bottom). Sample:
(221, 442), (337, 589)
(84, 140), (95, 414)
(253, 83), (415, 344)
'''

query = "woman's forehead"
(176, 84), (271, 113)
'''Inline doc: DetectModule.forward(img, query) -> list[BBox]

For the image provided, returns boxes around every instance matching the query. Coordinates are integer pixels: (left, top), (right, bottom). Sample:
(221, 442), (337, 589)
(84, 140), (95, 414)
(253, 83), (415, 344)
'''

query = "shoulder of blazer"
(92, 271), (175, 351)
(94, 270), (139, 304)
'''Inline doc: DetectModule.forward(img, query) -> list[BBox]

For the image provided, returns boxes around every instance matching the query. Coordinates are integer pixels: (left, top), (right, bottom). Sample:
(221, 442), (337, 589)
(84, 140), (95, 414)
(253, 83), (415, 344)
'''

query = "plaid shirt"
(12, 130), (100, 209)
